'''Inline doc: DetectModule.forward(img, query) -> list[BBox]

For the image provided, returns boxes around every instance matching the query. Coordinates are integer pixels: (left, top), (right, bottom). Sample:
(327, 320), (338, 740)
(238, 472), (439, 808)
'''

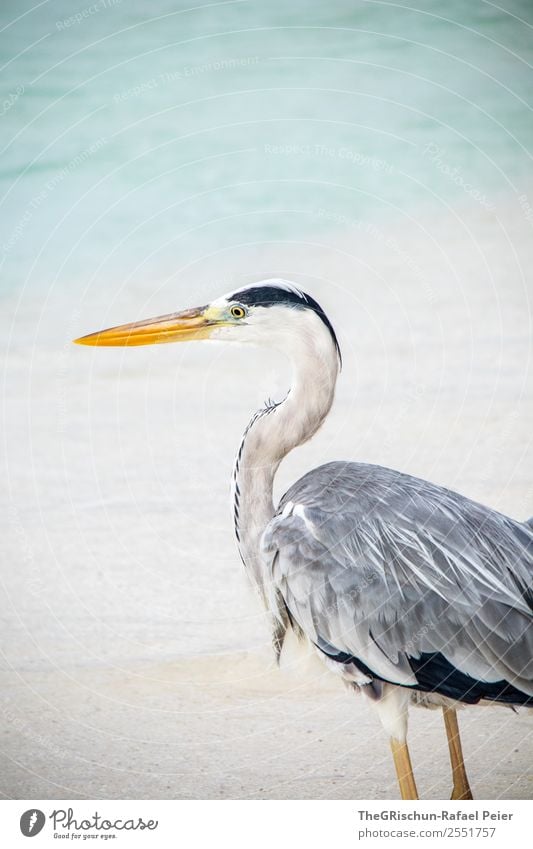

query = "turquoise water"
(1, 0), (532, 301)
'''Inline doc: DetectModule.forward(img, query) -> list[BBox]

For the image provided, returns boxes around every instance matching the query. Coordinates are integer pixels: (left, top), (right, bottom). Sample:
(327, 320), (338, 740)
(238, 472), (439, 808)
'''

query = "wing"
(261, 462), (533, 702)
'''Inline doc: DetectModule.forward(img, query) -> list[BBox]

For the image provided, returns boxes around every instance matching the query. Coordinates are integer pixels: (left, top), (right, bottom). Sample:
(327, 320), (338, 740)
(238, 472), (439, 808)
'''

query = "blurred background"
(1, 0), (532, 799)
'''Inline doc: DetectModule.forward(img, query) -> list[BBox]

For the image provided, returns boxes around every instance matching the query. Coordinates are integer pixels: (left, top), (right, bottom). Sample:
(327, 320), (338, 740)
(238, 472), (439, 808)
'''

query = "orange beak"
(73, 306), (220, 347)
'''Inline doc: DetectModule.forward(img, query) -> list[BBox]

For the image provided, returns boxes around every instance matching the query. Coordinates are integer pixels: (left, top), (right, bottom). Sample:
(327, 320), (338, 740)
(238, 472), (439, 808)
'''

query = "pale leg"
(443, 707), (473, 800)
(371, 683), (419, 800)
(390, 737), (419, 800)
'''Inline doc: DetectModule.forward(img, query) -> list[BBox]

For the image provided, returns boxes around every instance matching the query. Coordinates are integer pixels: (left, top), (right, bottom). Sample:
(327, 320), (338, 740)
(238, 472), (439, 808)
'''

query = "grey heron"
(75, 280), (533, 800)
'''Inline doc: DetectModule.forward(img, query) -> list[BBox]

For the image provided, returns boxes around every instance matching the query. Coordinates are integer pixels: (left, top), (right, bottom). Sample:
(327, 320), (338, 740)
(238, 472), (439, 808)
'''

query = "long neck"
(231, 318), (339, 601)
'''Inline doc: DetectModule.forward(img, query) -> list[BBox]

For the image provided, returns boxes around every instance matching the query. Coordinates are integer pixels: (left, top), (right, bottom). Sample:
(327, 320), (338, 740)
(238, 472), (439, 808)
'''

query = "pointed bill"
(73, 306), (225, 347)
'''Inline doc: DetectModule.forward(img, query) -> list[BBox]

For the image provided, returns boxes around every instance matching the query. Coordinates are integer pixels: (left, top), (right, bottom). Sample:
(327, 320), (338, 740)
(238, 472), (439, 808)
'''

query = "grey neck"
(231, 319), (339, 602)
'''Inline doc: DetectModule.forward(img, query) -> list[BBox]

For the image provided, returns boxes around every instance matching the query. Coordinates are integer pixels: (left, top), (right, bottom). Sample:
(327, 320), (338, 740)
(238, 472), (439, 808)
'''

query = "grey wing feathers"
(261, 462), (533, 696)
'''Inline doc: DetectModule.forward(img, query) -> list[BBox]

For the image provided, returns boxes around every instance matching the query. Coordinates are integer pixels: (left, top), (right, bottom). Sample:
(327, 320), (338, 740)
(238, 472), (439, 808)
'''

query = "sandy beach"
(1, 650), (531, 800)
(2, 193), (532, 799)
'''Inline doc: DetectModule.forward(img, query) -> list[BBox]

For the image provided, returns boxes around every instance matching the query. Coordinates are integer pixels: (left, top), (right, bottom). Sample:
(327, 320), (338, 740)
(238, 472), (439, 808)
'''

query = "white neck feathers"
(231, 309), (339, 599)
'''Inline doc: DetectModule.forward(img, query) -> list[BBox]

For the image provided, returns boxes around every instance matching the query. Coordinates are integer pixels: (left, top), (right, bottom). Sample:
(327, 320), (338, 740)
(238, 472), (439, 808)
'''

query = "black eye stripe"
(228, 285), (342, 365)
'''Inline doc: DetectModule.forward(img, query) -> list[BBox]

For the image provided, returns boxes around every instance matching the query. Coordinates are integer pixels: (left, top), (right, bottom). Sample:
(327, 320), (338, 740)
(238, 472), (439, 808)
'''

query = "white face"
(207, 302), (285, 345)
(206, 284), (339, 371)
(208, 280), (317, 349)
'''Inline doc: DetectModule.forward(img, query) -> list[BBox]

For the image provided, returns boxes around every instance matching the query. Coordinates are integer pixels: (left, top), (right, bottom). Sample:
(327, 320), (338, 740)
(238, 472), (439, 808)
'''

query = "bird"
(75, 279), (533, 800)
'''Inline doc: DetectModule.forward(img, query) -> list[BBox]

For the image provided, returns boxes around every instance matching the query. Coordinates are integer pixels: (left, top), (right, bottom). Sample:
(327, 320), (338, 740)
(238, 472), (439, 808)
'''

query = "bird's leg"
(374, 684), (419, 799)
(442, 707), (473, 800)
(390, 738), (419, 800)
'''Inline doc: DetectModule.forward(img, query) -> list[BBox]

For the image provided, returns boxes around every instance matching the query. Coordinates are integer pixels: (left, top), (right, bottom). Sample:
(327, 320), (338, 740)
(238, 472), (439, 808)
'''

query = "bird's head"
(74, 279), (341, 365)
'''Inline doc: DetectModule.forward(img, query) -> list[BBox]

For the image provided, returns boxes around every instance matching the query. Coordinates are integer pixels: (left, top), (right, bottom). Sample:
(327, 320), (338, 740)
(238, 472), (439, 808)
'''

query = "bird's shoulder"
(272, 460), (533, 550)
(278, 460), (432, 517)
(261, 460), (532, 610)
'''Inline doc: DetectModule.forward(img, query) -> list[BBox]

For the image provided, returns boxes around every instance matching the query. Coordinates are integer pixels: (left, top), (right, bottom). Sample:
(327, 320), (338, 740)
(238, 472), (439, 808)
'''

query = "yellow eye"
(230, 305), (246, 319)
